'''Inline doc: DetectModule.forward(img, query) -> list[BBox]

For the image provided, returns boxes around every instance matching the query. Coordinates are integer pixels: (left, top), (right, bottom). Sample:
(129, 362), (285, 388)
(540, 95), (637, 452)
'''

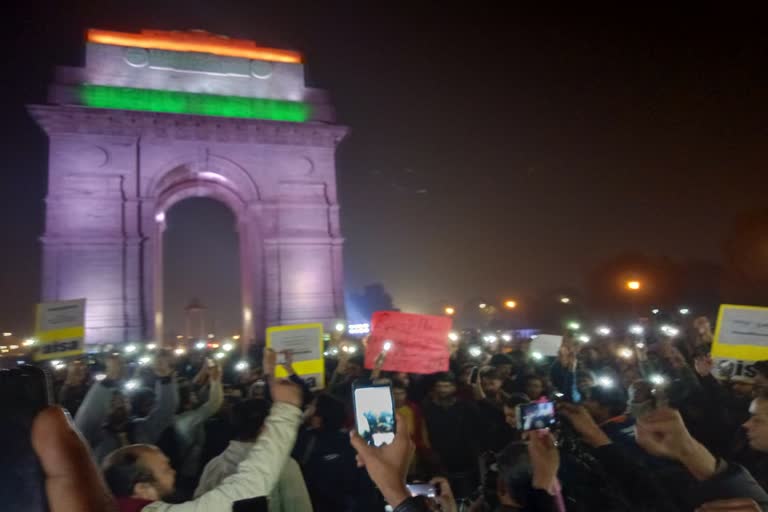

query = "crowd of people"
(23, 313), (768, 511)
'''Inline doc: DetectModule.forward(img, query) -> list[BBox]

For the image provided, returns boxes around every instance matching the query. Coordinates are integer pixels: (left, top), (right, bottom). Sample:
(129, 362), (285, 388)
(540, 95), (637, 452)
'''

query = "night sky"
(2, 3), (767, 335)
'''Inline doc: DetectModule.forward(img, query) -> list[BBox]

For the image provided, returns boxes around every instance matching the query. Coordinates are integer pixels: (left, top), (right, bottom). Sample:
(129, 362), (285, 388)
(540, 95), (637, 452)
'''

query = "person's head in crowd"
(754, 361), (768, 397)
(730, 375), (755, 400)
(103, 444), (177, 501)
(107, 391), (132, 431)
(522, 375), (546, 401)
(345, 354), (365, 379)
(232, 398), (270, 442)
(502, 393), (530, 430)
(583, 385), (628, 424)
(393, 372), (410, 389)
(494, 441), (539, 509)
(490, 354), (514, 381)
(310, 393), (346, 431)
(432, 372), (457, 403)
(177, 383), (200, 413)
(480, 366), (504, 399)
(130, 388), (157, 418)
(392, 379), (409, 409)
(627, 380), (655, 418)
(744, 394), (768, 452)
(576, 370), (595, 399)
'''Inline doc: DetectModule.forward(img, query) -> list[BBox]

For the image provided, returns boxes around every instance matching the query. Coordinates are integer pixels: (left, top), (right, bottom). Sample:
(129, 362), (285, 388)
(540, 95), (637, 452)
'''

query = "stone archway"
(29, 30), (348, 348)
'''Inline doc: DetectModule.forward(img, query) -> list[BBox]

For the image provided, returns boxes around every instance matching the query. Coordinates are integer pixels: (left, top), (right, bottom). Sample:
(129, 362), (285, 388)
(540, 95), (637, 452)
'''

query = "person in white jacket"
(194, 398), (312, 512)
(101, 377), (303, 512)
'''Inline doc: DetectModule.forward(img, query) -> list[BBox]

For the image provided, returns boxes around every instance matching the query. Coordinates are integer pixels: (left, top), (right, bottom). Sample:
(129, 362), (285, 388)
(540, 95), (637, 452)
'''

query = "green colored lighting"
(79, 85), (311, 122)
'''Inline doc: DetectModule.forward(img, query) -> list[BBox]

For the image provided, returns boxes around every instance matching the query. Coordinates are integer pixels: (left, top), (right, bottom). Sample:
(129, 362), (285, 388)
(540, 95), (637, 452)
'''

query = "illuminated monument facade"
(29, 29), (348, 345)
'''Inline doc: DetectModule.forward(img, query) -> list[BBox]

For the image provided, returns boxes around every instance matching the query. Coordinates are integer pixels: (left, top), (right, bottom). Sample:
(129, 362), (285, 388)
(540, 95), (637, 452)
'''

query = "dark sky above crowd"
(1, 3), (767, 334)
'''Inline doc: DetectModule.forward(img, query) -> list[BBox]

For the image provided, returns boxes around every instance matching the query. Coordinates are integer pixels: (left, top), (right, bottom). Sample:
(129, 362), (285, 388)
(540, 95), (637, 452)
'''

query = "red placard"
(365, 311), (452, 374)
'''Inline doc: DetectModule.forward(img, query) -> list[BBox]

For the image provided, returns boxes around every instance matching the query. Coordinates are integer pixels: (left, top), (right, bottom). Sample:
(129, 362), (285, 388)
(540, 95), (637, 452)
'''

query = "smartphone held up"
(516, 401), (557, 431)
(353, 383), (397, 447)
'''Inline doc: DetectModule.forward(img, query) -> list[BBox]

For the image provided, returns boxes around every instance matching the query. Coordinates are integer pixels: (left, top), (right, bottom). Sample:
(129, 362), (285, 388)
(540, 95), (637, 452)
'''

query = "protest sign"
(365, 311), (452, 374)
(531, 334), (562, 357)
(711, 304), (768, 379)
(33, 299), (86, 361)
(266, 323), (325, 389)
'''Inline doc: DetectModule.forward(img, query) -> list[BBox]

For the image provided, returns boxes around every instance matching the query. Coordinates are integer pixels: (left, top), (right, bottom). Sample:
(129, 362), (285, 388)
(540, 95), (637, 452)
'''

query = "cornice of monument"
(27, 104), (349, 147)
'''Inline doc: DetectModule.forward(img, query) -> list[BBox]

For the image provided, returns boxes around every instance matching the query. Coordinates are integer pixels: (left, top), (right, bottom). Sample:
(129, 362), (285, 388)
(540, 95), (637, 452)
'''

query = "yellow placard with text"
(33, 299), (86, 361)
(711, 304), (768, 362)
(266, 323), (325, 389)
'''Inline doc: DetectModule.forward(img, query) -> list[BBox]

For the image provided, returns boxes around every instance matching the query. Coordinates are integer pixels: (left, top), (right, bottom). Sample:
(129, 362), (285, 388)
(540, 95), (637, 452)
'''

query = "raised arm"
(74, 355), (123, 445)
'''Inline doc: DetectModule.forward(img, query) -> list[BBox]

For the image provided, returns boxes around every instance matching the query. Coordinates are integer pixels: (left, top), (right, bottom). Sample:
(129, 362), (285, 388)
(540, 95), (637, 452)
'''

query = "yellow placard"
(266, 323), (325, 389)
(711, 304), (768, 362)
(33, 299), (86, 361)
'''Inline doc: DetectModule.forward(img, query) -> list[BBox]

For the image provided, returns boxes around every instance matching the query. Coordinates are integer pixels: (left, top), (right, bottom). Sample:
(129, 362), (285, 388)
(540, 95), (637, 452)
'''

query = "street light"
(444, 306), (456, 316)
(478, 303), (487, 310)
(679, 308), (690, 315)
(504, 300), (517, 309)
(560, 296), (571, 304)
(626, 280), (641, 291)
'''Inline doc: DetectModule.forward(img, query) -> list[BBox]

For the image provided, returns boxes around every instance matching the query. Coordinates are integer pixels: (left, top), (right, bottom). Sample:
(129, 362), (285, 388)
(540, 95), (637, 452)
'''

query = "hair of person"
(496, 441), (533, 507)
(588, 385), (628, 417)
(314, 393), (346, 431)
(479, 366), (502, 381)
(231, 398), (271, 441)
(503, 392), (531, 409)
(755, 361), (768, 379)
(102, 445), (157, 498)
(433, 371), (456, 385)
(130, 388), (156, 414)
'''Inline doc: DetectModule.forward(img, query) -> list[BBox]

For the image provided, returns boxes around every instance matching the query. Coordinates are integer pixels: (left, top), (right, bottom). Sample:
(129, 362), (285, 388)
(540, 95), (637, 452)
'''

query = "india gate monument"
(28, 29), (348, 346)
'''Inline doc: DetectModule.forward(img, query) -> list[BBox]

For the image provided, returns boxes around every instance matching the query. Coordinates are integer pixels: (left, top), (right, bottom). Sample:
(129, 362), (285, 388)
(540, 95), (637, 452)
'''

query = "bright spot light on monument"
(155, 212), (165, 223)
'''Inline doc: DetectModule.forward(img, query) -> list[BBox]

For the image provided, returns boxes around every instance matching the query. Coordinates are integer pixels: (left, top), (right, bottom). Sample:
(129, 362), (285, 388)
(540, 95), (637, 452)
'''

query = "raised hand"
(152, 350), (174, 378)
(279, 350), (296, 376)
(270, 378), (302, 408)
(528, 430), (560, 492)
(558, 402), (611, 448)
(263, 348), (277, 378)
(105, 354), (123, 381)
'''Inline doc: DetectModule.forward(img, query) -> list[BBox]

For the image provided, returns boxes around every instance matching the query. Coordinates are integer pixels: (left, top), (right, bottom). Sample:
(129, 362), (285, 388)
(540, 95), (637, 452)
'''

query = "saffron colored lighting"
(87, 29), (302, 64)
(79, 85), (311, 122)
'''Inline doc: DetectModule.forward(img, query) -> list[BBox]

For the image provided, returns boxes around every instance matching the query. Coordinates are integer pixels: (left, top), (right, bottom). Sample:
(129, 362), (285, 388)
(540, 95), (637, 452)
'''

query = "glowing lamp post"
(626, 280), (641, 291)
(504, 300), (517, 309)
(444, 306), (456, 316)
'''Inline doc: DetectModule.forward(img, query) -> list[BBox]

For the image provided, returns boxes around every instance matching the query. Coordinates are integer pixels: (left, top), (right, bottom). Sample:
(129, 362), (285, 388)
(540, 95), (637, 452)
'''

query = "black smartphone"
(469, 366), (479, 385)
(0, 364), (53, 512)
(516, 400), (556, 431)
(406, 483), (438, 498)
(353, 383), (396, 447)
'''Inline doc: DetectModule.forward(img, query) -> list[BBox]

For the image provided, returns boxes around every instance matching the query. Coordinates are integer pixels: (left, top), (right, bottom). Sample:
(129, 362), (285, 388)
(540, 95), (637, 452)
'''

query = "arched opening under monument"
(162, 197), (241, 343)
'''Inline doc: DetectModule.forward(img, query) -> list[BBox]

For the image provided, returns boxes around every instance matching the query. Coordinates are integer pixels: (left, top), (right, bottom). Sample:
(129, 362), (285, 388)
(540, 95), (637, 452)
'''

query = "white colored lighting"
(235, 361), (249, 372)
(661, 325), (680, 337)
(484, 334), (498, 344)
(383, 341), (393, 352)
(448, 332), (459, 342)
(195, 342), (206, 350)
(598, 376), (614, 388)
(502, 334), (512, 342)
(138, 356), (152, 365)
(155, 211), (165, 223)
(618, 348), (633, 359)
(636, 342), (646, 349)
(174, 348), (186, 356)
(347, 345), (358, 354)
(649, 374), (666, 386)
(222, 343), (234, 352)
(652, 309), (660, 315)
(335, 323), (346, 332)
(94, 373), (106, 381)
(596, 326), (611, 336)
(124, 344), (137, 354)
(214, 352), (226, 360)
(208, 334), (215, 339)
(629, 325), (644, 335)
(532, 351), (544, 361)
(50, 360), (61, 367)
(479, 303), (487, 309)
(567, 322), (581, 330)
(578, 334), (591, 343)
(560, 297), (571, 304)
(348, 323), (371, 335)
(147, 343), (157, 350)
(679, 308), (690, 315)
(2, 332), (12, 337)
(124, 379), (140, 391)
(468, 346), (483, 358)
(23, 339), (36, 346)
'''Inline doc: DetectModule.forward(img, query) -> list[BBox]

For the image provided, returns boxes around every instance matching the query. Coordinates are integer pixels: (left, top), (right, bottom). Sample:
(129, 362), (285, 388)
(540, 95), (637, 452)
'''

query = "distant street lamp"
(504, 300), (517, 309)
(444, 306), (456, 316)
(626, 280), (641, 291)
(478, 303), (487, 310)
(560, 296), (571, 304)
